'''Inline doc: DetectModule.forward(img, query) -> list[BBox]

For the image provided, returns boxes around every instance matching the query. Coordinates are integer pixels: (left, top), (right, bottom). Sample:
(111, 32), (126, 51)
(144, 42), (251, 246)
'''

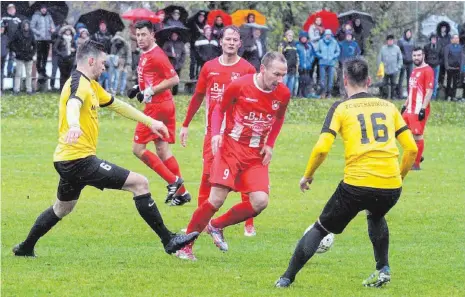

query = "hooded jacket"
(444, 43), (463, 70)
(353, 22), (365, 54)
(338, 38), (361, 62)
(397, 29), (415, 64)
(110, 32), (131, 66)
(278, 39), (298, 74)
(53, 25), (76, 59)
(436, 21), (451, 62)
(163, 39), (186, 70)
(30, 10), (55, 41)
(195, 35), (220, 64)
(316, 30), (340, 66)
(76, 28), (90, 49)
(296, 32), (314, 71)
(424, 35), (441, 68)
(9, 20), (36, 61)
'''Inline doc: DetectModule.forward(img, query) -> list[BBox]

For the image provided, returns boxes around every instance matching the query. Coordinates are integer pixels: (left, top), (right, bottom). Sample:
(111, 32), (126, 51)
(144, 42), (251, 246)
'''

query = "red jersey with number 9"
(217, 74), (290, 149)
(406, 64), (434, 114)
(137, 45), (177, 104)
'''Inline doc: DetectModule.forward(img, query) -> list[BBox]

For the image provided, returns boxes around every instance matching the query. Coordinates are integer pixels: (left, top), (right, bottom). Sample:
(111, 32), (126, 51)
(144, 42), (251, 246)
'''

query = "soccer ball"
(303, 224), (335, 254)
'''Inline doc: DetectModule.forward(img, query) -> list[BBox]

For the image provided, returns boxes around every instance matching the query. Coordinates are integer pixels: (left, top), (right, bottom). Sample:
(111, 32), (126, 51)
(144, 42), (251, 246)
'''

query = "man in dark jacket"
(1, 3), (26, 77)
(1, 21), (8, 90)
(92, 21), (113, 54)
(424, 33), (441, 99)
(279, 30), (298, 95)
(353, 17), (365, 55)
(187, 11), (206, 80)
(337, 30), (361, 98)
(437, 21), (451, 88)
(444, 34), (463, 101)
(397, 29), (415, 98)
(9, 20), (36, 94)
(242, 28), (267, 71)
(30, 4), (55, 79)
(163, 32), (186, 95)
(194, 25), (220, 68)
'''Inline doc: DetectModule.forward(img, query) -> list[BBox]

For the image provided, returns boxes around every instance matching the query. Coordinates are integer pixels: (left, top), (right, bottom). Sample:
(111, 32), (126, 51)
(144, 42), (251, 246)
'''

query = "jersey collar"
(142, 43), (157, 54)
(348, 92), (371, 99)
(253, 74), (272, 93)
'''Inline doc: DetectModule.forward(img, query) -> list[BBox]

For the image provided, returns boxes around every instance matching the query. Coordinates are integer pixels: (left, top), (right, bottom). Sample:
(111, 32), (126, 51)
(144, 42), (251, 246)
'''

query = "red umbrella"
(122, 8), (161, 23)
(303, 10), (339, 34)
(207, 9), (232, 27)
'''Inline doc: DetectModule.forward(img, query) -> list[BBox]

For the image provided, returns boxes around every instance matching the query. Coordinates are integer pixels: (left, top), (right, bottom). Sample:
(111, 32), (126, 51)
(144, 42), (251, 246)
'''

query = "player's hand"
(211, 135), (222, 155)
(179, 126), (189, 147)
(127, 84), (140, 99)
(260, 145), (273, 166)
(150, 120), (169, 139)
(299, 176), (314, 193)
(65, 126), (82, 144)
(418, 108), (426, 121)
(401, 105), (406, 115)
(142, 86), (155, 103)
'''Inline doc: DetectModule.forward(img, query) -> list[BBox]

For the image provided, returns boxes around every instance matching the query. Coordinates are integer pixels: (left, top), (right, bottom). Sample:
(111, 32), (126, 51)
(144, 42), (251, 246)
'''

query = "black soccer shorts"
(54, 155), (130, 201)
(318, 181), (402, 234)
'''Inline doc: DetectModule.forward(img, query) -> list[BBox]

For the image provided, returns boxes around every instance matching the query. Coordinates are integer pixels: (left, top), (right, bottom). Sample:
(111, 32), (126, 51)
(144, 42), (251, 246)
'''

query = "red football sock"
(198, 174), (212, 207)
(211, 201), (257, 229)
(140, 150), (176, 184)
(241, 193), (254, 227)
(186, 201), (218, 234)
(163, 156), (186, 194)
(415, 139), (424, 167)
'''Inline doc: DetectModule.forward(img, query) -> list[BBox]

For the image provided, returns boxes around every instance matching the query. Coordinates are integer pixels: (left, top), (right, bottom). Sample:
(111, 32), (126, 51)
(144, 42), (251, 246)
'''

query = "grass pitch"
(2, 94), (465, 297)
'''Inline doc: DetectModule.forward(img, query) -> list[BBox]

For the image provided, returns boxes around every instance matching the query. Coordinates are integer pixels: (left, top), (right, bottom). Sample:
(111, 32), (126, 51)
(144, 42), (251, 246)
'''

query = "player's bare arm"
(180, 92), (206, 147)
(64, 98), (83, 144)
(106, 98), (168, 139)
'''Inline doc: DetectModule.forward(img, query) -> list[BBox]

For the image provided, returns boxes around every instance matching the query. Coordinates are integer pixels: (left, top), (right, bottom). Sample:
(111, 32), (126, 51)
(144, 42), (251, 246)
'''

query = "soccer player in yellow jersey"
(13, 40), (198, 258)
(276, 58), (418, 288)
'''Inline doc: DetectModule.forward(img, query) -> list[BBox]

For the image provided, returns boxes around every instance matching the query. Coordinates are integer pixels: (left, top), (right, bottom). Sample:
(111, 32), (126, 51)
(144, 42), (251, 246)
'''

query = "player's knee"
(133, 175), (150, 195)
(250, 194), (269, 213)
(413, 134), (423, 140)
(53, 199), (77, 218)
(132, 146), (144, 158)
(155, 146), (171, 161)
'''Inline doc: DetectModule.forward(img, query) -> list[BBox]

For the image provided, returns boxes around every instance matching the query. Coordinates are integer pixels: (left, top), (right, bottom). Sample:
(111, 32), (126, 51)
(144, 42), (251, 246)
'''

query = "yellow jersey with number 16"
(53, 71), (114, 162)
(321, 93), (409, 189)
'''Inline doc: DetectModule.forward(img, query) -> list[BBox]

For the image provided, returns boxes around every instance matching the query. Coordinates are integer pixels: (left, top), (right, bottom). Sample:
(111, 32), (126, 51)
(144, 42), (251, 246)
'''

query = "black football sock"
(22, 206), (61, 250)
(367, 215), (389, 270)
(282, 222), (328, 282)
(134, 193), (173, 246)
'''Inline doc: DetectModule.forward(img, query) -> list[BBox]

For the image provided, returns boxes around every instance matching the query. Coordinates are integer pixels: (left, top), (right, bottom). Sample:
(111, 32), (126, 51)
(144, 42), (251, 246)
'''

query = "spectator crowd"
(2, 3), (465, 101)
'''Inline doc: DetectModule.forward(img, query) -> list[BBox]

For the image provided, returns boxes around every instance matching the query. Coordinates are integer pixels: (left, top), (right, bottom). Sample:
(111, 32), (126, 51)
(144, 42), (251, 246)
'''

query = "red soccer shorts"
(402, 109), (429, 135)
(202, 132), (214, 175)
(134, 100), (176, 144)
(209, 136), (270, 194)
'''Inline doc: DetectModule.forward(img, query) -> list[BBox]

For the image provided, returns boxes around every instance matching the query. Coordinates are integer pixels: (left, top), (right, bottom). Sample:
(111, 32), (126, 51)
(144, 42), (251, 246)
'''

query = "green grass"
(2, 94), (465, 297)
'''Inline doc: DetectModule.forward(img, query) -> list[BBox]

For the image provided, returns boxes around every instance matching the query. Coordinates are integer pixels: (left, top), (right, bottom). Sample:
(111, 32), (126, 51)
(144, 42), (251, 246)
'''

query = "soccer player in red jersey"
(176, 52), (290, 260)
(401, 46), (434, 170)
(130, 20), (190, 204)
(179, 26), (257, 237)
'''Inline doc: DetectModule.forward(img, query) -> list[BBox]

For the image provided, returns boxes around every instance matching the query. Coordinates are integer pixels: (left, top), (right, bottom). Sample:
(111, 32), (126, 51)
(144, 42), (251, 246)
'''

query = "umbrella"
(187, 9), (209, 27)
(1, 1), (29, 17)
(163, 5), (188, 24)
(122, 8), (161, 24)
(231, 9), (266, 27)
(338, 10), (374, 38)
(77, 9), (125, 36)
(207, 9), (232, 27)
(155, 25), (190, 46)
(27, 1), (69, 26)
(421, 15), (458, 37)
(303, 10), (339, 35)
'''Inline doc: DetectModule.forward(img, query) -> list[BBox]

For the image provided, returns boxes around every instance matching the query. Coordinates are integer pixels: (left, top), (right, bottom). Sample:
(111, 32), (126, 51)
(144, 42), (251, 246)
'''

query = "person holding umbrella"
(195, 25), (220, 68)
(92, 21), (112, 54)
(165, 9), (184, 27)
(187, 10), (207, 80)
(212, 16), (224, 40)
(353, 17), (365, 55)
(163, 32), (186, 95)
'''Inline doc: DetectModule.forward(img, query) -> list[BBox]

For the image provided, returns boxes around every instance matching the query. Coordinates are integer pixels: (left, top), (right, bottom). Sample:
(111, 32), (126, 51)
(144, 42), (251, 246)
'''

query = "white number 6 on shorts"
(100, 162), (112, 171)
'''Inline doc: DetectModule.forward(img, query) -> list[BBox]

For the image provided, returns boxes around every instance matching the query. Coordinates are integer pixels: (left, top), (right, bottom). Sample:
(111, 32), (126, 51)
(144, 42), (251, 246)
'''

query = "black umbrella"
(163, 5), (189, 24)
(338, 10), (374, 38)
(1, 1), (29, 18)
(27, 1), (69, 26)
(76, 9), (124, 36)
(155, 25), (190, 46)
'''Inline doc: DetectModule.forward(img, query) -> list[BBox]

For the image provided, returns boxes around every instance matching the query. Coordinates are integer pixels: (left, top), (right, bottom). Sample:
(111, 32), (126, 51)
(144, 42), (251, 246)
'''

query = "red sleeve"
(157, 51), (177, 79)
(195, 64), (208, 94)
(211, 81), (239, 136)
(265, 90), (290, 148)
(183, 92), (204, 127)
(425, 68), (434, 90)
